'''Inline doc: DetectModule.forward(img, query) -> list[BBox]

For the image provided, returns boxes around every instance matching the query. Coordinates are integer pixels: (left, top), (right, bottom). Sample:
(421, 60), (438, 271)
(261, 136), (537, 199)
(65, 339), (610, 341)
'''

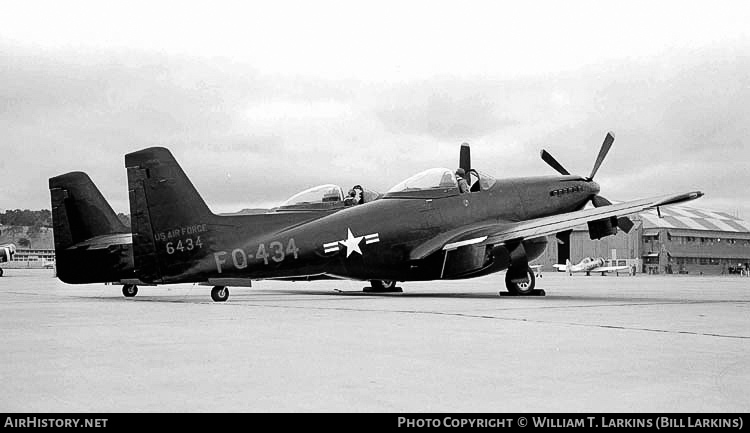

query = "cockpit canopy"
(387, 168), (458, 194)
(386, 167), (496, 197)
(280, 184), (344, 209)
(277, 184), (381, 211)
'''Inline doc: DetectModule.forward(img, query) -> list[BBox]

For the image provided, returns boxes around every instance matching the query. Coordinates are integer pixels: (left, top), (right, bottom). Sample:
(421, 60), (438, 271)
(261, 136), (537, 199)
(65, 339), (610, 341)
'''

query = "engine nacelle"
(588, 217), (618, 240)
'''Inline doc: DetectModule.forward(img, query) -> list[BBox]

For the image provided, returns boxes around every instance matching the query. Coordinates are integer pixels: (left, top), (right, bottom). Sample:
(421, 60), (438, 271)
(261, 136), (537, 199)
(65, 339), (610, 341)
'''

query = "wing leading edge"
(409, 191), (703, 261)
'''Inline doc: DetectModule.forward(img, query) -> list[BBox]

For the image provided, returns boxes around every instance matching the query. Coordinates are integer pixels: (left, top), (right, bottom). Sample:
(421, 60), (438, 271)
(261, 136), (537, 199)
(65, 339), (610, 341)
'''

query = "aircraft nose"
(590, 181), (601, 195)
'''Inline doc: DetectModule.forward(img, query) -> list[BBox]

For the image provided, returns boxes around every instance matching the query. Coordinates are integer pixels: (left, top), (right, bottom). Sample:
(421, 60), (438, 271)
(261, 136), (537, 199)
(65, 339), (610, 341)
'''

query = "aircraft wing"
(590, 266), (630, 273)
(409, 191), (703, 260)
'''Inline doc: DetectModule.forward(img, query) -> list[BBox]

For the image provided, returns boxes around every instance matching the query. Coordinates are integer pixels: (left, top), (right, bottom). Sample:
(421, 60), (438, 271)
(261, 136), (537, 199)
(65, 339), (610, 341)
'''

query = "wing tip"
(654, 191), (704, 207)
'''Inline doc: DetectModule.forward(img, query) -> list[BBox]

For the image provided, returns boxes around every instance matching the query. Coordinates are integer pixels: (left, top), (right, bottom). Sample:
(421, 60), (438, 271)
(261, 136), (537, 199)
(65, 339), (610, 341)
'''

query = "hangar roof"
(571, 206), (750, 234)
(640, 206), (750, 233)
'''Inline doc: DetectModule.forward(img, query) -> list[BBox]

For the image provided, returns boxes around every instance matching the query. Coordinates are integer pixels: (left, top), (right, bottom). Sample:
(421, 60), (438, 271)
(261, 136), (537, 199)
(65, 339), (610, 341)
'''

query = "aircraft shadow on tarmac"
(73, 288), (725, 305)
(265, 289), (720, 305)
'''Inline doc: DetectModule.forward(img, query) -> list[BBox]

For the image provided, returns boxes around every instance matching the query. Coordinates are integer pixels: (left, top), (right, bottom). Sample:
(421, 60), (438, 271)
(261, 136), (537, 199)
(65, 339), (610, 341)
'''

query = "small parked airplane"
(553, 257), (629, 276)
(0, 243), (16, 277)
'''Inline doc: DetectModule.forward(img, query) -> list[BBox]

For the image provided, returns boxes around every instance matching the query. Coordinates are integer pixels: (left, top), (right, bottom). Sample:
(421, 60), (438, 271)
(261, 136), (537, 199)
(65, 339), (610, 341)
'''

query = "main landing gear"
(502, 267), (545, 296)
(0, 268), (3, 277)
(211, 286), (229, 302)
(364, 280), (402, 293)
(122, 284), (138, 297)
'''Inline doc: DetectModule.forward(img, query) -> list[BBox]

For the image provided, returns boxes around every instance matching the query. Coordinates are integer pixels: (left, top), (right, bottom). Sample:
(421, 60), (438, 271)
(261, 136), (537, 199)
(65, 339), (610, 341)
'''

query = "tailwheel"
(364, 280), (402, 293)
(211, 286), (229, 302)
(122, 284), (138, 297)
(504, 267), (536, 295)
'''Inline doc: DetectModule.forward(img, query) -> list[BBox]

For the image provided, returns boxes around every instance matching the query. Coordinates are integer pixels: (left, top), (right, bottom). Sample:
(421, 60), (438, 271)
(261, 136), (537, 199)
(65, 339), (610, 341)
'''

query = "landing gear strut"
(364, 280), (402, 293)
(122, 284), (138, 297)
(211, 286), (229, 302)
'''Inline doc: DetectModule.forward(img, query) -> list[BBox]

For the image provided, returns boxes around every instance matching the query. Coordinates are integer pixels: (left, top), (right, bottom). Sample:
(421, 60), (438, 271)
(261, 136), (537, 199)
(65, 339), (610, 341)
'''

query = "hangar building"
(535, 206), (750, 275)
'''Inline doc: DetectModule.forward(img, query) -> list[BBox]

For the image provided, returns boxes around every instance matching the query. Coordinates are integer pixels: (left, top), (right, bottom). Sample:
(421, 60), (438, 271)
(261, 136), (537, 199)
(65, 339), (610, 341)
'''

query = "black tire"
(0, 268), (3, 277)
(211, 286), (229, 302)
(505, 268), (535, 295)
(122, 284), (138, 297)
(370, 280), (397, 290)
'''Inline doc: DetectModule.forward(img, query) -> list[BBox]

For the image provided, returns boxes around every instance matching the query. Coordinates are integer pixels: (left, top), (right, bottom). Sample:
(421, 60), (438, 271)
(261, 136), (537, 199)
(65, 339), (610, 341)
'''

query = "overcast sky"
(1, 0), (749, 218)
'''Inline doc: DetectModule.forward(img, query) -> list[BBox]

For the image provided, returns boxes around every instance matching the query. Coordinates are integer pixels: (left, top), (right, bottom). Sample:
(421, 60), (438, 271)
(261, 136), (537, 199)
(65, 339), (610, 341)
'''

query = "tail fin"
(49, 172), (129, 251)
(125, 147), (216, 283)
(566, 258), (572, 273)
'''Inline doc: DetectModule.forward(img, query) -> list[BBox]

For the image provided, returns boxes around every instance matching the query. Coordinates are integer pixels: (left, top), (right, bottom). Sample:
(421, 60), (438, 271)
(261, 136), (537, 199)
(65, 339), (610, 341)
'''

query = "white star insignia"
(322, 229), (380, 257)
(340, 228), (363, 257)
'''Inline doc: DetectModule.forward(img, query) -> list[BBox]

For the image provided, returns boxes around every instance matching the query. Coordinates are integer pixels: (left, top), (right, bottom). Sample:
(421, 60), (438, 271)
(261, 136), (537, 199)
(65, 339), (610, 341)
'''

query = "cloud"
(1, 40), (749, 220)
(375, 82), (517, 141)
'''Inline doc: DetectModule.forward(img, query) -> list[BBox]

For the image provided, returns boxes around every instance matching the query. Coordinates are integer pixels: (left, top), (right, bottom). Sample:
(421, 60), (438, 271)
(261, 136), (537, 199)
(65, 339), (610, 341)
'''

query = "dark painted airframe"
(112, 133), (703, 301)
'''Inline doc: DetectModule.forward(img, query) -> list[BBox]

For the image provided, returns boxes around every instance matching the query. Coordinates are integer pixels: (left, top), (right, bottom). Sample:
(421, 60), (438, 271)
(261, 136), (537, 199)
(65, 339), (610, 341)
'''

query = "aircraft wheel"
(371, 280), (397, 291)
(364, 280), (402, 293)
(122, 284), (138, 297)
(505, 268), (535, 295)
(211, 286), (229, 302)
(0, 268), (3, 277)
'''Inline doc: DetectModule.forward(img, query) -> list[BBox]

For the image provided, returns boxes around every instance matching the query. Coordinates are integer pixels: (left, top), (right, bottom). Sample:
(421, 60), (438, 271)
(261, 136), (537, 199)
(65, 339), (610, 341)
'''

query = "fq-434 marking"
(214, 238), (300, 273)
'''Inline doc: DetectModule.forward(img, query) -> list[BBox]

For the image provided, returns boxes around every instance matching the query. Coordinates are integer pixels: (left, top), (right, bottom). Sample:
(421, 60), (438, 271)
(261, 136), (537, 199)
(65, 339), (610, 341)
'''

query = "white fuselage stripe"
(443, 236), (488, 251)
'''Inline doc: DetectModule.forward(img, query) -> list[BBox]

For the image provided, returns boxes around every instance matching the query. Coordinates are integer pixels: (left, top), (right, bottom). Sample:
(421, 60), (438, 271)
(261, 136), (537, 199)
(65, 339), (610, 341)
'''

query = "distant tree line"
(0, 209), (131, 229)
(0, 209), (52, 227)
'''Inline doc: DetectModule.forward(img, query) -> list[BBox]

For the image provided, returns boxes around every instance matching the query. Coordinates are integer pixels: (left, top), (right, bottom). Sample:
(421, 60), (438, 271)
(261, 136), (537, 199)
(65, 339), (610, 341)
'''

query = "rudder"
(49, 171), (129, 251)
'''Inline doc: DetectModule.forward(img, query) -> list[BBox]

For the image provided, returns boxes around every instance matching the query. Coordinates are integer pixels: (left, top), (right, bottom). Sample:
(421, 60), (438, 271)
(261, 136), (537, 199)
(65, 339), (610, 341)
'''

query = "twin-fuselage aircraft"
(50, 133), (703, 301)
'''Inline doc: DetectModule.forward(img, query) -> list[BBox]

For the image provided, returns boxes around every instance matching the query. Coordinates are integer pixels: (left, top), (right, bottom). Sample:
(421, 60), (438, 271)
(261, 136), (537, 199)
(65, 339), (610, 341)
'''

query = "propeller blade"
(588, 131), (615, 180)
(591, 195), (612, 207)
(540, 150), (570, 175)
(460, 143), (471, 173)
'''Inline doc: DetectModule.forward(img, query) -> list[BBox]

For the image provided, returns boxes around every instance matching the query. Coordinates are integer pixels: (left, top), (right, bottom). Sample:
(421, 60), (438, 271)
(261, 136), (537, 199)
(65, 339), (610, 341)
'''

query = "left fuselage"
(193, 174), (598, 282)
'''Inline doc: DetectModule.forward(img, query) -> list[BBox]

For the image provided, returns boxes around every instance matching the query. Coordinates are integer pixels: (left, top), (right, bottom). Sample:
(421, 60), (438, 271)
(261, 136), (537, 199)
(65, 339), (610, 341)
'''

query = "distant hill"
(0, 225), (55, 249)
